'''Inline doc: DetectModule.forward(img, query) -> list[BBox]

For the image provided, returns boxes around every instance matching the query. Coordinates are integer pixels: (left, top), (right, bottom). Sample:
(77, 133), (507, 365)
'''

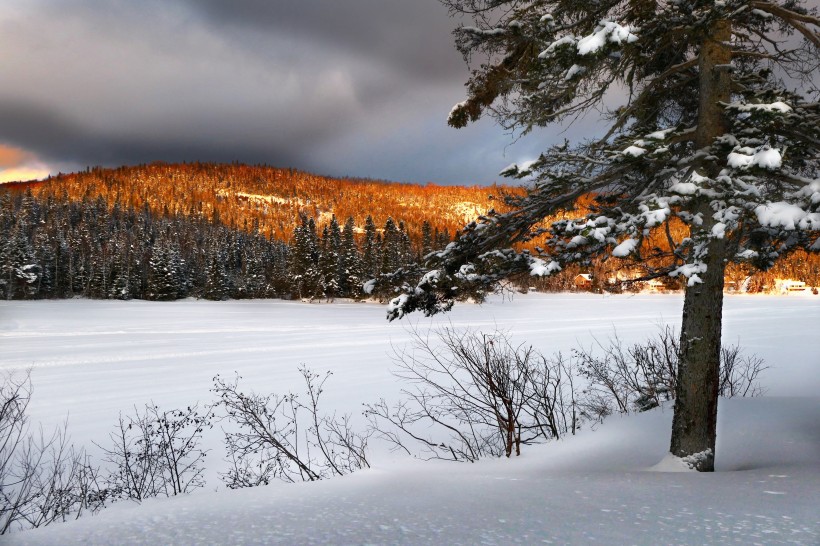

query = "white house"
(775, 279), (807, 293)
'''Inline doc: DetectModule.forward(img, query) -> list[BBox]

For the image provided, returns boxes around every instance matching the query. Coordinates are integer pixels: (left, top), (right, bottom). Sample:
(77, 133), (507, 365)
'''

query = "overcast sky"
(0, 0), (596, 185)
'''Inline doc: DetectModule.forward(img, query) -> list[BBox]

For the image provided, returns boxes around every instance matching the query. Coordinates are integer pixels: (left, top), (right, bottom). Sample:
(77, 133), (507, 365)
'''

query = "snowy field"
(1, 293), (819, 544)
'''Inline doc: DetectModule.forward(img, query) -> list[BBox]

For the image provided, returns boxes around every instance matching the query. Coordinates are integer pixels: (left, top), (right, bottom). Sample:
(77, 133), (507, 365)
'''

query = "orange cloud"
(0, 166), (51, 184)
(0, 145), (32, 169)
(0, 144), (52, 183)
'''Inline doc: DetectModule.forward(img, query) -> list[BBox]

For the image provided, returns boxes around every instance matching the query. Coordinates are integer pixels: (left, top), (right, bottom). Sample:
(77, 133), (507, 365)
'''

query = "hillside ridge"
(2, 162), (516, 244)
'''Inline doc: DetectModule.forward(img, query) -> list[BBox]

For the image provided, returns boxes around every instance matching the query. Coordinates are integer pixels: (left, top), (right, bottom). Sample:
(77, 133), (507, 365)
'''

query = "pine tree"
(86, 242), (110, 299)
(361, 215), (380, 279)
(109, 256), (132, 300)
(240, 240), (268, 298)
(288, 213), (321, 299)
(0, 229), (13, 300)
(434, 228), (451, 251)
(0, 194), (14, 300)
(4, 224), (40, 299)
(170, 240), (189, 299)
(0, 188), (315, 302)
(33, 218), (56, 298)
(340, 216), (362, 298)
(108, 234), (135, 300)
(397, 221), (413, 266)
(390, 0), (819, 470)
(421, 220), (434, 259)
(380, 217), (402, 275)
(204, 249), (230, 301)
(318, 223), (340, 300)
(146, 239), (181, 301)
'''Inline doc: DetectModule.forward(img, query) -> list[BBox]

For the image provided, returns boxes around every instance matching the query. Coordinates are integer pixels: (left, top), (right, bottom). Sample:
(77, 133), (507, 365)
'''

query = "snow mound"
(648, 452), (697, 472)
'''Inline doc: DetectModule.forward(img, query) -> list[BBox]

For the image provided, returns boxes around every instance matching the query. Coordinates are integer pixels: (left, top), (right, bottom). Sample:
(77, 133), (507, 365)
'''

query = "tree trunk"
(669, 18), (732, 472)
(671, 239), (726, 471)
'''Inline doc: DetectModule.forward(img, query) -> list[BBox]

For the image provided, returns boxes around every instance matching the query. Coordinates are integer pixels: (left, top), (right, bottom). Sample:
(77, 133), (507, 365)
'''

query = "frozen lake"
(2, 293), (819, 545)
(2, 293), (817, 439)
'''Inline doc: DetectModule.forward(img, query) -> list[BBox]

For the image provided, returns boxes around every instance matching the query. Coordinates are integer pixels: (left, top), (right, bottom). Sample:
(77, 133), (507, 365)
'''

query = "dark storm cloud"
(0, 94), (339, 169)
(0, 0), (546, 185)
(188, 0), (462, 80)
(0, 101), (93, 160)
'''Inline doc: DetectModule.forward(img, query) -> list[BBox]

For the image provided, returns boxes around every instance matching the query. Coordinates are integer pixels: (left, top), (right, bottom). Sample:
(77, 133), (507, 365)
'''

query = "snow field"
(1, 293), (818, 544)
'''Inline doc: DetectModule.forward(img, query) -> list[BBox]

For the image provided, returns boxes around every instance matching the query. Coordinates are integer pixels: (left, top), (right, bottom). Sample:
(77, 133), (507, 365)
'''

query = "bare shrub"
(719, 344), (767, 398)
(365, 327), (578, 462)
(1, 372), (104, 534)
(575, 326), (767, 418)
(367, 325), (766, 462)
(213, 366), (370, 488)
(98, 404), (211, 501)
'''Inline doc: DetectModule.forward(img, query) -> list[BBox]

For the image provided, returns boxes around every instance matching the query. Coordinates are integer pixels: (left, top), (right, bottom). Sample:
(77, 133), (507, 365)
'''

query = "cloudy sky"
(0, 0), (595, 185)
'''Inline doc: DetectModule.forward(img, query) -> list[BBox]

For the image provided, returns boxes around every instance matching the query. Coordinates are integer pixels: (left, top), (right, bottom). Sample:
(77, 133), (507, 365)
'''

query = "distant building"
(574, 273), (593, 290)
(648, 278), (667, 291)
(775, 279), (806, 293)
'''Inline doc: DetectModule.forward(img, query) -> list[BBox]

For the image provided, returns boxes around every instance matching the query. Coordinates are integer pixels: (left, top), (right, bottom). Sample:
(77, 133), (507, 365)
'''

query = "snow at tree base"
(1, 294), (818, 544)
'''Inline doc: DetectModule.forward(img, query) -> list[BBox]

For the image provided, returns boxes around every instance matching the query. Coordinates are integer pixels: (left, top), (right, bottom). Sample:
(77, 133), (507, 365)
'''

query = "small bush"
(1, 372), (104, 534)
(213, 366), (370, 488)
(365, 326), (578, 461)
(97, 404), (212, 501)
(575, 325), (766, 419)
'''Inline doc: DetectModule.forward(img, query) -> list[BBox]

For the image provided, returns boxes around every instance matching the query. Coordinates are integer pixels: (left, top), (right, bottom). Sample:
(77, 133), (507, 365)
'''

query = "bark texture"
(670, 19), (732, 472)
(671, 241), (726, 471)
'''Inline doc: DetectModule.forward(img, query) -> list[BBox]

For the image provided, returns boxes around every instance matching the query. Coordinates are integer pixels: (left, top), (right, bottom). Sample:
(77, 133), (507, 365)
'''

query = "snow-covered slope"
(1, 294), (818, 544)
(8, 397), (819, 545)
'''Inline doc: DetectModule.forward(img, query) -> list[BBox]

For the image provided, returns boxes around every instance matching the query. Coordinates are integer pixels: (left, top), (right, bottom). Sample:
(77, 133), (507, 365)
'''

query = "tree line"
(3, 186), (816, 302)
(0, 189), (452, 302)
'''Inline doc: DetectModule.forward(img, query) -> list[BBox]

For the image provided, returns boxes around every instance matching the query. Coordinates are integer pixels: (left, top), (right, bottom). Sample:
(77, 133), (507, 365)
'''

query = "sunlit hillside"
(4, 163), (521, 245)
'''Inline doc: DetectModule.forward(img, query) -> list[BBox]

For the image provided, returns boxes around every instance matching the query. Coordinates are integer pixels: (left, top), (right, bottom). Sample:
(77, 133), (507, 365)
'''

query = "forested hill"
(1, 163), (817, 302)
(3, 162), (513, 244)
(0, 163), (518, 302)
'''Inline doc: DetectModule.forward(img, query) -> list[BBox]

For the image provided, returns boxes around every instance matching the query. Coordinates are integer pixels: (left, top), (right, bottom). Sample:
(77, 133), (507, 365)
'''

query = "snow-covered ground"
(1, 293), (818, 544)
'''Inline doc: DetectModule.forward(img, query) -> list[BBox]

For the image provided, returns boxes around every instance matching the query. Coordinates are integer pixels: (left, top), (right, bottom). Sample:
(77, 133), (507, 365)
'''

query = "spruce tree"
(33, 223), (55, 298)
(87, 242), (109, 299)
(389, 0), (819, 470)
(5, 225), (39, 299)
(380, 218), (402, 275)
(397, 221), (413, 266)
(340, 216), (362, 298)
(241, 240), (268, 298)
(0, 202), (13, 299)
(318, 223), (341, 300)
(0, 232), (13, 300)
(288, 213), (321, 299)
(146, 240), (181, 301)
(421, 220), (434, 259)
(269, 240), (290, 296)
(362, 215), (380, 279)
(109, 253), (132, 300)
(435, 228), (451, 251)
(204, 250), (230, 301)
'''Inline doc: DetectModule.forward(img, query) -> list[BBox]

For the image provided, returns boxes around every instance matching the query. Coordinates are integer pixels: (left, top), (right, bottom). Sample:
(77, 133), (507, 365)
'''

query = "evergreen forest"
(1, 162), (817, 301)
